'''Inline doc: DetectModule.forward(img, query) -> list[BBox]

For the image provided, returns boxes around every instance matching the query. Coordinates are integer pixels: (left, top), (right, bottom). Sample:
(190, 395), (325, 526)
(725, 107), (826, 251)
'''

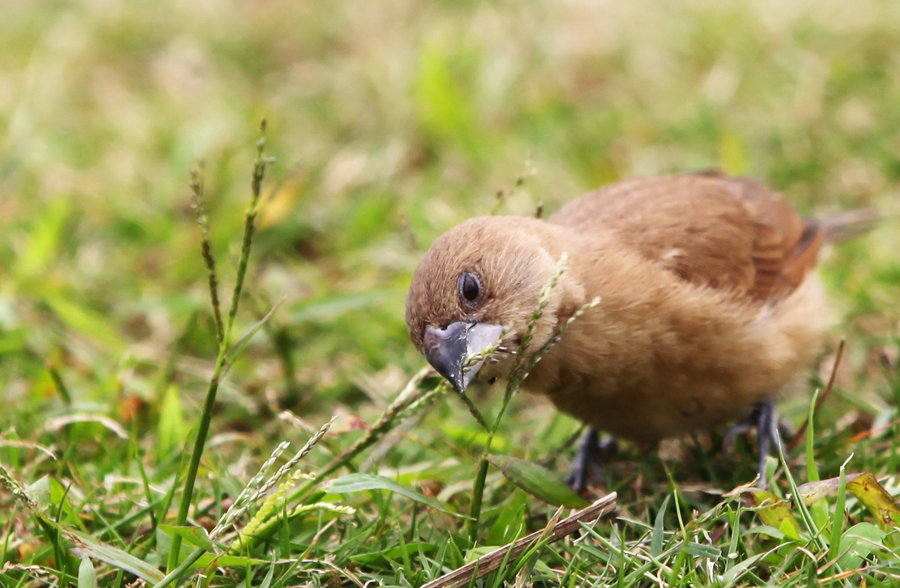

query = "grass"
(1, 0), (899, 585)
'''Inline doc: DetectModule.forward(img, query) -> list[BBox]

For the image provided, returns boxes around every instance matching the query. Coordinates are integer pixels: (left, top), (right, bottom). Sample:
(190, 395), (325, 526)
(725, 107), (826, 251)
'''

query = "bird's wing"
(548, 172), (822, 303)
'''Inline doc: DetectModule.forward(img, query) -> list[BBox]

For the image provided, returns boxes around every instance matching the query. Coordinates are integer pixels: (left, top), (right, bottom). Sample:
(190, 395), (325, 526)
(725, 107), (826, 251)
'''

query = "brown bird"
(405, 171), (873, 490)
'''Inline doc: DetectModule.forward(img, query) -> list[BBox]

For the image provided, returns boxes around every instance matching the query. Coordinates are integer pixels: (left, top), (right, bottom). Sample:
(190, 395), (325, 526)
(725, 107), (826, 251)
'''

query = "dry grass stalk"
(422, 492), (618, 588)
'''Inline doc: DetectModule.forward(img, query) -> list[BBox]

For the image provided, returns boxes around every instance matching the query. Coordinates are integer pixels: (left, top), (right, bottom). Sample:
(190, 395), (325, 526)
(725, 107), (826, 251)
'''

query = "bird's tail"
(819, 208), (880, 244)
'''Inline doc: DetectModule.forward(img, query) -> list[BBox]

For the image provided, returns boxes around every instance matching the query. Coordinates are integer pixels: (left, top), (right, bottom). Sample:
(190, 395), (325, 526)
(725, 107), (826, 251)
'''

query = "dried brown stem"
(422, 493), (617, 588)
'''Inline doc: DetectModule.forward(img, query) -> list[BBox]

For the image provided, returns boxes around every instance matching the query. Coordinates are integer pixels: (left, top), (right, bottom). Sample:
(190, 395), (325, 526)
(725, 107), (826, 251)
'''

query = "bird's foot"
(723, 400), (780, 487)
(566, 428), (617, 494)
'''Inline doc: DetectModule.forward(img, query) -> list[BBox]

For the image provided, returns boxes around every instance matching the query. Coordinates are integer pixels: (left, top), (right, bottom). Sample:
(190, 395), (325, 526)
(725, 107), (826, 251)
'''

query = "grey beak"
(423, 321), (503, 392)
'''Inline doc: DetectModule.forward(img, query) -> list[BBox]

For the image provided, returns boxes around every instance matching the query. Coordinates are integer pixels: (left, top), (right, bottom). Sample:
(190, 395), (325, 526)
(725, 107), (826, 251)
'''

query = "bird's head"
(406, 217), (579, 392)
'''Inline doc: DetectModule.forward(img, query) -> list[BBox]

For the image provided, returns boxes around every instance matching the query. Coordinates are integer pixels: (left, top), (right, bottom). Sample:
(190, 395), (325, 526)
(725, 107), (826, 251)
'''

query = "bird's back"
(548, 172), (822, 305)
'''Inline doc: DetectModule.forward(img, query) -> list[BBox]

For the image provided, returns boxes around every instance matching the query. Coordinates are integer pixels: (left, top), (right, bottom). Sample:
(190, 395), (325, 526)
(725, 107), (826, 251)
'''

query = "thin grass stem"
(189, 165), (224, 344)
(237, 367), (442, 547)
(466, 255), (600, 541)
(166, 121), (272, 577)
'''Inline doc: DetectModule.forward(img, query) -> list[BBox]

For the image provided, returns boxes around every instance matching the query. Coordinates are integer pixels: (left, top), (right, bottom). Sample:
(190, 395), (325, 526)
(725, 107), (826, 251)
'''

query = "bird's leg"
(566, 428), (598, 494)
(723, 400), (780, 487)
(566, 428), (617, 494)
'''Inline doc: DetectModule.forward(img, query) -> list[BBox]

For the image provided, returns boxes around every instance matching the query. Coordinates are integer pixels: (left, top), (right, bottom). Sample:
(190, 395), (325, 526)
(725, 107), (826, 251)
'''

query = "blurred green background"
(3, 0), (899, 452)
(3, 0), (899, 447)
(1, 0), (898, 564)
(2, 0), (899, 584)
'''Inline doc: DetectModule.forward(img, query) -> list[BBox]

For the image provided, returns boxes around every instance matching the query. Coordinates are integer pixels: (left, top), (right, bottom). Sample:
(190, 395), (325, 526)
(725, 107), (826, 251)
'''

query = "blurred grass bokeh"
(2, 0), (898, 585)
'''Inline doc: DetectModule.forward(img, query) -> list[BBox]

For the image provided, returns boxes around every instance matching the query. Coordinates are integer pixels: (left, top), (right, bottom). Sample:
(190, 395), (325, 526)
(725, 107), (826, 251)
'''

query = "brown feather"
(549, 173), (821, 303)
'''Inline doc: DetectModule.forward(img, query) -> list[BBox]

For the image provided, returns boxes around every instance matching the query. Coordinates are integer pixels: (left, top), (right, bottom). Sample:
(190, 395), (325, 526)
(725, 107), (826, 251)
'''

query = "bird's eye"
(457, 271), (482, 305)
